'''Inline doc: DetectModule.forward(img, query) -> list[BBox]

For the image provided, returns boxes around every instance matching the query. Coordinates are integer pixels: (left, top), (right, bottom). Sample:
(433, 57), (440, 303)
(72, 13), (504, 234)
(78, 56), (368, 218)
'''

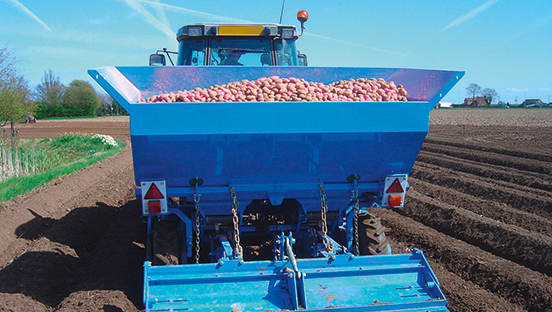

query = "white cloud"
(150, 0), (170, 29)
(122, 0), (175, 41)
(507, 87), (528, 92)
(5, 0), (52, 32)
(440, 0), (499, 33)
(305, 32), (411, 58)
(135, 0), (252, 23)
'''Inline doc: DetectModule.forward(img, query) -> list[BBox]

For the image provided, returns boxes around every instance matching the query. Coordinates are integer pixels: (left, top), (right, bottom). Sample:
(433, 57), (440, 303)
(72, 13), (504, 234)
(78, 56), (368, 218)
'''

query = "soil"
(0, 110), (551, 312)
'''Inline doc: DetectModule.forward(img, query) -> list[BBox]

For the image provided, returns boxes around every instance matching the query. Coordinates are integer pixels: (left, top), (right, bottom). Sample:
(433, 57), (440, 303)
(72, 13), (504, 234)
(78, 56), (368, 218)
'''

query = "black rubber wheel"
(153, 219), (180, 265)
(358, 213), (390, 255)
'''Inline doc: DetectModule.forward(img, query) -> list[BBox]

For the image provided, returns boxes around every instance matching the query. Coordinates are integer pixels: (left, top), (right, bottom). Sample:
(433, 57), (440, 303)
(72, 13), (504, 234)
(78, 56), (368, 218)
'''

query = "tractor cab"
(150, 11), (309, 67)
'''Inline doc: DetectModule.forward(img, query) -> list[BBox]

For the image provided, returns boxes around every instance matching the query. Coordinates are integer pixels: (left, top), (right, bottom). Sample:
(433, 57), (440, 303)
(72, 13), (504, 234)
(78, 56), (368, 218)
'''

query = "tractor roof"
(177, 23), (298, 41)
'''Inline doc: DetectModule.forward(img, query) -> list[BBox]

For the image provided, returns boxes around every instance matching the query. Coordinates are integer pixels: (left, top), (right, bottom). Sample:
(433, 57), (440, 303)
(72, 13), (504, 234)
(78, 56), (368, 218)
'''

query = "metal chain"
(352, 190), (360, 256)
(194, 192), (201, 264)
(318, 185), (333, 254)
(230, 187), (243, 259)
(353, 191), (360, 256)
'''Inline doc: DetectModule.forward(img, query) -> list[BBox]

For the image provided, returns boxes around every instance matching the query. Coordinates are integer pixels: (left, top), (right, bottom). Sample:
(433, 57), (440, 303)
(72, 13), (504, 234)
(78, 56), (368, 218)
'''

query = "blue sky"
(1, 0), (551, 104)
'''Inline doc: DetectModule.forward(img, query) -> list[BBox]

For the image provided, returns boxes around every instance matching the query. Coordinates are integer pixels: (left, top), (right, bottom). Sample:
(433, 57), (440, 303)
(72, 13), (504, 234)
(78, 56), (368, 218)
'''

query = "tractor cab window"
(274, 39), (298, 66)
(210, 38), (273, 66)
(177, 38), (206, 66)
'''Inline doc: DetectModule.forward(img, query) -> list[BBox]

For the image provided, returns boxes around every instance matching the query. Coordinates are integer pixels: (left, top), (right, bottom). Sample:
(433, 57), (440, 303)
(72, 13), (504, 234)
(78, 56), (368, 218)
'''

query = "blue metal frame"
(89, 66), (462, 109)
(143, 237), (448, 312)
(90, 65), (463, 312)
(168, 207), (193, 258)
(88, 66), (463, 213)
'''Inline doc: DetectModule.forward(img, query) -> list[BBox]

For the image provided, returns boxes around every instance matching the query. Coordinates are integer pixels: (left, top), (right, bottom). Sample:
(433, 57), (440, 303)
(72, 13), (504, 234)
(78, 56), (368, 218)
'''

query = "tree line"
(34, 69), (126, 119)
(465, 83), (498, 105)
(0, 45), (126, 128)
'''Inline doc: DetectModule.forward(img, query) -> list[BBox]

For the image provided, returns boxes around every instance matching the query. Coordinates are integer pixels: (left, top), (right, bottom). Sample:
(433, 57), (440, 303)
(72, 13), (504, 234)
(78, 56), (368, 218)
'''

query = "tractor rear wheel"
(358, 213), (390, 255)
(153, 219), (180, 265)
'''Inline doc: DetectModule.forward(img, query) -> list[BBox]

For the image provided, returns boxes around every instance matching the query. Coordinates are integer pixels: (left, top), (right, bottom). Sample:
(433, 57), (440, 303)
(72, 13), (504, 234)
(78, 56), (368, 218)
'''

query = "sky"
(1, 0), (551, 104)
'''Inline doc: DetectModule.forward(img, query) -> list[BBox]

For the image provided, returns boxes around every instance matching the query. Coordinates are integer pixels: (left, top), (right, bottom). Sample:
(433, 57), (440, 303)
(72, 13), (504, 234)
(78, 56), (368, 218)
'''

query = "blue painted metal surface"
(89, 65), (462, 312)
(131, 131), (426, 214)
(143, 249), (447, 312)
(88, 66), (464, 212)
(89, 66), (461, 111)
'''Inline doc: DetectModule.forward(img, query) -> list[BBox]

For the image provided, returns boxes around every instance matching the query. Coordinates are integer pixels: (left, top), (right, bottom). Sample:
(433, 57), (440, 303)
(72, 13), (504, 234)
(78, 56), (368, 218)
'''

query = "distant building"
(521, 99), (544, 107)
(464, 97), (487, 106)
(435, 102), (453, 108)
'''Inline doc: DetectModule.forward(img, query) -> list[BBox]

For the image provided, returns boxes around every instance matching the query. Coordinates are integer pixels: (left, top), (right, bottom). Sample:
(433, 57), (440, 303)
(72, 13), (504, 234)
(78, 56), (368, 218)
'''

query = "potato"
(138, 77), (408, 103)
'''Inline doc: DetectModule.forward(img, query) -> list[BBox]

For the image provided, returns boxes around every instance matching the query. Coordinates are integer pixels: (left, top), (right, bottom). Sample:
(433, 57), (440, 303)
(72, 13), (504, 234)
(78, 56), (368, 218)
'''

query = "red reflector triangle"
(144, 183), (164, 199)
(386, 178), (404, 193)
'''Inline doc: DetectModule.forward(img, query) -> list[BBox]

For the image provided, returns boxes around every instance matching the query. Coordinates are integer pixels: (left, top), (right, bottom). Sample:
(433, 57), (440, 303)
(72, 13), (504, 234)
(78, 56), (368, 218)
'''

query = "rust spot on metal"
(325, 294), (337, 301)
(257, 267), (267, 271)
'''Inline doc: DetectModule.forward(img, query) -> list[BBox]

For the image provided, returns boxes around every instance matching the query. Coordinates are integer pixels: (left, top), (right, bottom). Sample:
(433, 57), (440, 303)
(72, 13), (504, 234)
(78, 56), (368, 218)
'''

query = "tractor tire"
(153, 219), (180, 265)
(358, 213), (390, 255)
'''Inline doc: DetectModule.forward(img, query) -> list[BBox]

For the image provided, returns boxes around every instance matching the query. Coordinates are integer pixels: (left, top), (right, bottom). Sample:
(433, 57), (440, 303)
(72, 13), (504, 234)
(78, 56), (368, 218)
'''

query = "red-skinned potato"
(138, 77), (408, 103)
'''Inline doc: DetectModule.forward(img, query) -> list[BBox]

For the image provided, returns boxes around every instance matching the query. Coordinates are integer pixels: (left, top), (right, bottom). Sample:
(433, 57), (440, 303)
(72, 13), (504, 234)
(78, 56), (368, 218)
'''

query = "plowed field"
(0, 109), (551, 312)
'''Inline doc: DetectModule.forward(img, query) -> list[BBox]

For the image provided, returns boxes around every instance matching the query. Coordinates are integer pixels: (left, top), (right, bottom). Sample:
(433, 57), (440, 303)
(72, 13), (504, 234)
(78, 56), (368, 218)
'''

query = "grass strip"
(0, 134), (124, 202)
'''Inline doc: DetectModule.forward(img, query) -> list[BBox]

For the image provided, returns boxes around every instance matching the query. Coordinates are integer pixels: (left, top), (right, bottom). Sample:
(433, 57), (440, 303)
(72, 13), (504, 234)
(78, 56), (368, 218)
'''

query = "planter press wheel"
(358, 213), (391, 255)
(153, 219), (180, 265)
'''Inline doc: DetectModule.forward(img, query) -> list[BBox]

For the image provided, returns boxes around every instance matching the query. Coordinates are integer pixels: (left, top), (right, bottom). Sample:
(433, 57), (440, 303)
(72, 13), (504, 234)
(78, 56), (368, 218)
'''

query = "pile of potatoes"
(138, 76), (408, 103)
